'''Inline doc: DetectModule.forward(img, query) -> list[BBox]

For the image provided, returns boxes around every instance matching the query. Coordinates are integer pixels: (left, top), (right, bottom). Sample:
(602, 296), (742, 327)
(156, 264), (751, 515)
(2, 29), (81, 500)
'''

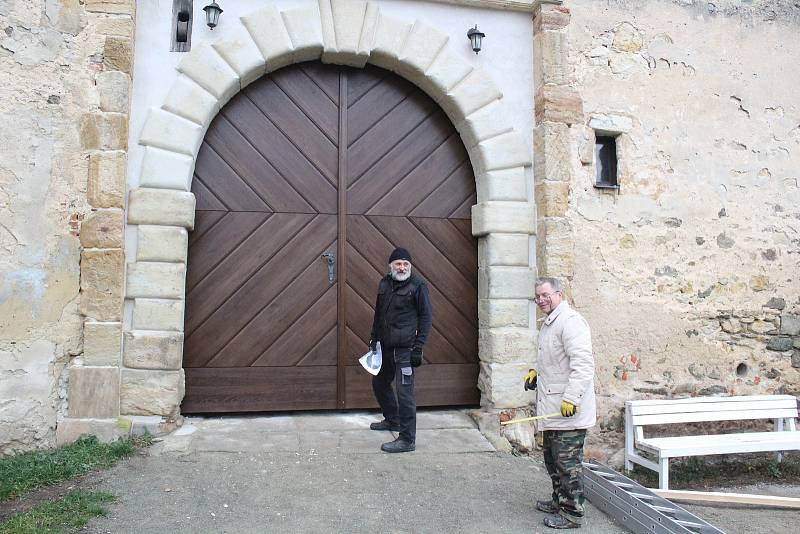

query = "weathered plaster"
(562, 0), (800, 460)
(0, 0), (132, 454)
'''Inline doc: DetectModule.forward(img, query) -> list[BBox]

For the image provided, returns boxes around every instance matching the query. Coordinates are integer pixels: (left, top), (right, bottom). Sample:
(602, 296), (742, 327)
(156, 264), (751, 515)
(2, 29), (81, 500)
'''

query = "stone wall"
(0, 0), (135, 455)
(4, 0), (799, 457)
(558, 0), (800, 459)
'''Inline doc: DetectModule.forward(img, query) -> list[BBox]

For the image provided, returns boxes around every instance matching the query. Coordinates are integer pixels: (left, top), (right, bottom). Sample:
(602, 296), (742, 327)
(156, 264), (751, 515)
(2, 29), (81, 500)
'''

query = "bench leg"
(658, 458), (669, 490)
(624, 457), (633, 472)
(775, 451), (784, 463)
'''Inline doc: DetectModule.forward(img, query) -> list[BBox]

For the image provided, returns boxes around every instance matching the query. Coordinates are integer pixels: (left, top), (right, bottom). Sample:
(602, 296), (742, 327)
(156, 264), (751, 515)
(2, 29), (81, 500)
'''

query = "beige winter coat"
(535, 301), (596, 431)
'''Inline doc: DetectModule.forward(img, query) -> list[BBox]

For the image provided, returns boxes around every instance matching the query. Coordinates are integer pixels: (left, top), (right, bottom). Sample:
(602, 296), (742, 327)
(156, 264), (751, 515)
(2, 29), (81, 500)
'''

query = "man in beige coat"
(524, 277), (596, 529)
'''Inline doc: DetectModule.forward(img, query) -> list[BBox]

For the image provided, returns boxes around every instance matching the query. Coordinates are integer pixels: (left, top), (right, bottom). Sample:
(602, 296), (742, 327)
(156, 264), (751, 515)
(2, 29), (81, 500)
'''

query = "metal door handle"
(321, 252), (335, 285)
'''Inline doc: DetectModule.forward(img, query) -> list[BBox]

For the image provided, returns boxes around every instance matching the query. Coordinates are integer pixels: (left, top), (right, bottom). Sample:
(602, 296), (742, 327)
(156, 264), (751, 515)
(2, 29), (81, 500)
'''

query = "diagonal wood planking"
(343, 65), (479, 408)
(183, 62), (479, 413)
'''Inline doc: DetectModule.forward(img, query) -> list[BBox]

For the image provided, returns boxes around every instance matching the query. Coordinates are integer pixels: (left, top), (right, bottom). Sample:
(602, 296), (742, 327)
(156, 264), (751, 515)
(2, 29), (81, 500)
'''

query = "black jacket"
(369, 273), (432, 351)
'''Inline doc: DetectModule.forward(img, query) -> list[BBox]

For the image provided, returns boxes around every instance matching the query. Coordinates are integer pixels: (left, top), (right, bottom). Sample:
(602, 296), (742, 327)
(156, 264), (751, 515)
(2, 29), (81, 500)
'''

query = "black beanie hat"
(388, 247), (412, 263)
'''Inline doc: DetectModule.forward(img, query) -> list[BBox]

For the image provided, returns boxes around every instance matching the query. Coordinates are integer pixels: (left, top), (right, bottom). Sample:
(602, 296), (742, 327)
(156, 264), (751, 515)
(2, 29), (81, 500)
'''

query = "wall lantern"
(466, 25), (485, 54)
(203, 1), (223, 29)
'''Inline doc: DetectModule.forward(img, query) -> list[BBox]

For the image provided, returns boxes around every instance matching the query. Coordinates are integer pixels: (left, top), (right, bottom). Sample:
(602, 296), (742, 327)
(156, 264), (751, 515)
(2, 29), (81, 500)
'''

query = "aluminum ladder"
(583, 462), (726, 534)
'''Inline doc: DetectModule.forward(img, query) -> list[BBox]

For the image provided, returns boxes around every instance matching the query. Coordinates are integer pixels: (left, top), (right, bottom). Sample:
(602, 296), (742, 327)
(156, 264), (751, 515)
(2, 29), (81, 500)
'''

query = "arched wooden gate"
(181, 62), (478, 413)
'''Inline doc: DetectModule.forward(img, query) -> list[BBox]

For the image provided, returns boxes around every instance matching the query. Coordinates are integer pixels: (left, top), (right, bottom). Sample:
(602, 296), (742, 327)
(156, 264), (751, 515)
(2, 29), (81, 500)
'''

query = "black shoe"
(536, 500), (558, 514)
(543, 514), (581, 529)
(380, 438), (415, 453)
(370, 420), (401, 431)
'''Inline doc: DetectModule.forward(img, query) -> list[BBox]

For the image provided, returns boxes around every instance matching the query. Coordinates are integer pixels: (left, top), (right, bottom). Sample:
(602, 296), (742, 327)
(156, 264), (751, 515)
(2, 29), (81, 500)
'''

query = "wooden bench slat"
(632, 407), (799, 426)
(630, 399), (797, 416)
(626, 395), (795, 406)
(638, 431), (800, 458)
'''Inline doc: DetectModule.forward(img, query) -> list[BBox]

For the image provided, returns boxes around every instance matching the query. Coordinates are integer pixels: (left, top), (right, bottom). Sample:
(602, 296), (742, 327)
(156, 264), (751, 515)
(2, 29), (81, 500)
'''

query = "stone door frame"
(115, 0), (540, 419)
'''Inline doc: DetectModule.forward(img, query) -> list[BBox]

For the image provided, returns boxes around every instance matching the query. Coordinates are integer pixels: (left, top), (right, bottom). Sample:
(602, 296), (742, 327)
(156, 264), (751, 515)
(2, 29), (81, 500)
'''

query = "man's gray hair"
(535, 277), (563, 292)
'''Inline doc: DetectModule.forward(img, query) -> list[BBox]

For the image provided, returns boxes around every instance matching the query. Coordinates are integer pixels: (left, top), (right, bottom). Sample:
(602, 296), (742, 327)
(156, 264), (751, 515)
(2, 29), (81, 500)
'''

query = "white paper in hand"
(359, 342), (382, 376)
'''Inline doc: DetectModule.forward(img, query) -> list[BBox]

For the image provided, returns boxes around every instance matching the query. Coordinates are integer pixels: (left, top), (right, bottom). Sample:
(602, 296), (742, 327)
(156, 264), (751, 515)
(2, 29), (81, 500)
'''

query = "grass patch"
(0, 435), (151, 503)
(628, 454), (800, 489)
(0, 491), (115, 534)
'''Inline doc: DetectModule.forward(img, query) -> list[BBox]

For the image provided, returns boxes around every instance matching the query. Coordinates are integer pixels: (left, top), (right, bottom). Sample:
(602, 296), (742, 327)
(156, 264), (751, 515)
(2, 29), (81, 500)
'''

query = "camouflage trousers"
(542, 429), (587, 523)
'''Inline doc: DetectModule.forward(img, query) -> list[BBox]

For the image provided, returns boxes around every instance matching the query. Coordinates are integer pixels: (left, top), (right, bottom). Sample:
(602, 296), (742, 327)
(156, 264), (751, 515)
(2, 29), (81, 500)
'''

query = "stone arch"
(122, 0), (536, 417)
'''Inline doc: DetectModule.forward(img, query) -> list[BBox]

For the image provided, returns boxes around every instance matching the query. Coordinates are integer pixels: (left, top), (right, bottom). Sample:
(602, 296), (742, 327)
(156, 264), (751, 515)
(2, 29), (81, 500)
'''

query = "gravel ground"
(681, 483), (800, 534)
(84, 451), (631, 534)
(79, 413), (799, 534)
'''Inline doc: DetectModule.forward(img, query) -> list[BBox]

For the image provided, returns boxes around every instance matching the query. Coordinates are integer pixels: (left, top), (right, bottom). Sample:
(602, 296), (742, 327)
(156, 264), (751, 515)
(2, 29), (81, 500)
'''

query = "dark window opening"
(171, 0), (193, 53)
(594, 135), (618, 189)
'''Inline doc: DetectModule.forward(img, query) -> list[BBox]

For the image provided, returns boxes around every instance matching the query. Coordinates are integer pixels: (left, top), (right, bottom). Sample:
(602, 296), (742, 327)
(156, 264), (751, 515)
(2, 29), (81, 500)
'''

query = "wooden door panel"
(253, 284), (338, 367)
(410, 162), (476, 219)
(296, 62), (340, 104)
(347, 77), (415, 143)
(343, 63), (478, 408)
(409, 218), (478, 284)
(184, 213), (315, 337)
(342, 363), (480, 409)
(344, 285), (374, 349)
(365, 135), (468, 217)
(346, 92), (438, 183)
(193, 178), (231, 211)
(190, 210), (227, 246)
(297, 328), (338, 367)
(270, 68), (339, 142)
(204, 115), (316, 213)
(210, 243), (336, 368)
(222, 99), (338, 214)
(365, 215), (477, 320)
(194, 145), (273, 211)
(184, 212), (270, 292)
(184, 62), (480, 413)
(449, 195), (476, 219)
(183, 367), (337, 413)
(246, 78), (339, 183)
(346, 66), (388, 104)
(184, 215), (336, 368)
(347, 114), (453, 214)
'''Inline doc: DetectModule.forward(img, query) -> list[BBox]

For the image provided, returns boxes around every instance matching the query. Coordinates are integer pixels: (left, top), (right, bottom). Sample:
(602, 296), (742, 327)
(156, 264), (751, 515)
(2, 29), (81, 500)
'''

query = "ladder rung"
(651, 505), (676, 513)
(629, 492), (656, 500)
(611, 481), (635, 488)
(676, 520), (703, 528)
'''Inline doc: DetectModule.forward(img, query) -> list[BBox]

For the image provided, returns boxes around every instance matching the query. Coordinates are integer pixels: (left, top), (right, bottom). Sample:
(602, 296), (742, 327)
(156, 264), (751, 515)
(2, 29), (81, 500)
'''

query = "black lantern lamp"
(467, 25), (485, 54)
(203, 1), (223, 29)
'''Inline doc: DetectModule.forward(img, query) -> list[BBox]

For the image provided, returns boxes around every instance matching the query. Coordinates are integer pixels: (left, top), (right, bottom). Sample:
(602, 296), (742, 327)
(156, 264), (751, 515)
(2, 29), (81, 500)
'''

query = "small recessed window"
(594, 135), (618, 189)
(171, 0), (194, 53)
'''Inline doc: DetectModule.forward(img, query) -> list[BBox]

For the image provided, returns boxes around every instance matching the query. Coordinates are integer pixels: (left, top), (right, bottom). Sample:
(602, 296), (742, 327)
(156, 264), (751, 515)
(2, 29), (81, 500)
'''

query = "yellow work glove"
(560, 400), (577, 417)
(523, 369), (537, 391)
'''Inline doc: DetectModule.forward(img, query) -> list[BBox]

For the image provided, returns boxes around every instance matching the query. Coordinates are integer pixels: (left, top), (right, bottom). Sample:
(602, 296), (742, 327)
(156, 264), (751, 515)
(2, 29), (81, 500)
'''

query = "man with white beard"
(368, 247), (432, 453)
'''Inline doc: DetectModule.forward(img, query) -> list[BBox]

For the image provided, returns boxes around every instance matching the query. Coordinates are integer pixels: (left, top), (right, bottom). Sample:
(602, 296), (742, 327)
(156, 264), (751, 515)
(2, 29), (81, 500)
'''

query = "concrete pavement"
(85, 410), (630, 534)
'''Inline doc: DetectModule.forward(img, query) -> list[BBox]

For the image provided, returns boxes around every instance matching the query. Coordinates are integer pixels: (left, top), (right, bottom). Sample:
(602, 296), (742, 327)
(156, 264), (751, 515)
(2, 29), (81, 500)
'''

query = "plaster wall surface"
(122, 0), (539, 422)
(564, 0), (800, 456)
(0, 0), (99, 454)
(125, 0), (534, 195)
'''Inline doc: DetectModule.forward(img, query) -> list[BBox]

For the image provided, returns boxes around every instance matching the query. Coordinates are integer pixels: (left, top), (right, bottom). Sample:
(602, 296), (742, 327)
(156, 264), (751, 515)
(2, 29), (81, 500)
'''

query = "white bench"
(624, 395), (800, 489)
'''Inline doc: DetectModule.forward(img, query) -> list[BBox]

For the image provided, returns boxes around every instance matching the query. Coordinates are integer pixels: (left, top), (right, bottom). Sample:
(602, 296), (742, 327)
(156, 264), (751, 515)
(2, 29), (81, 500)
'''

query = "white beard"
(390, 267), (411, 281)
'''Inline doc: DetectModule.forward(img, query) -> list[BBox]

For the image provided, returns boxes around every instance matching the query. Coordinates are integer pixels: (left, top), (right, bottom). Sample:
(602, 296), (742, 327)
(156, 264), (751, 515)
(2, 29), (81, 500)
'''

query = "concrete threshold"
(152, 409), (496, 456)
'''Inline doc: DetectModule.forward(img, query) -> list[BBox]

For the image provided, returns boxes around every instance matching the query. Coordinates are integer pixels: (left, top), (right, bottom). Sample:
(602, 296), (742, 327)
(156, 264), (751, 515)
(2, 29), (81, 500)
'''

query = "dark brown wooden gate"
(181, 62), (478, 413)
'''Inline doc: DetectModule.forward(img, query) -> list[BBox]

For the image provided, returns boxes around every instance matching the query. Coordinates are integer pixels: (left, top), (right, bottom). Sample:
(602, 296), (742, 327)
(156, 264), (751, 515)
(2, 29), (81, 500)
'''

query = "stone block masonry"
(55, 0), (137, 448)
(532, 3), (577, 290)
(119, 0), (540, 431)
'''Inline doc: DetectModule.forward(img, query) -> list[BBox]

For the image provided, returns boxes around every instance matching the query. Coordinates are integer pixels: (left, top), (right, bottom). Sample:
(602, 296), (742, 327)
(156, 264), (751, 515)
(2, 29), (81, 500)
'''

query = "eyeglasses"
(533, 291), (560, 303)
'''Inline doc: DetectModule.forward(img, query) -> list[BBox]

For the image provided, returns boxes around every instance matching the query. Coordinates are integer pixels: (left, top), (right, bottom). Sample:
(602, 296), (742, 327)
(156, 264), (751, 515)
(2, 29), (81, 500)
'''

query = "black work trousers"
(372, 347), (416, 443)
